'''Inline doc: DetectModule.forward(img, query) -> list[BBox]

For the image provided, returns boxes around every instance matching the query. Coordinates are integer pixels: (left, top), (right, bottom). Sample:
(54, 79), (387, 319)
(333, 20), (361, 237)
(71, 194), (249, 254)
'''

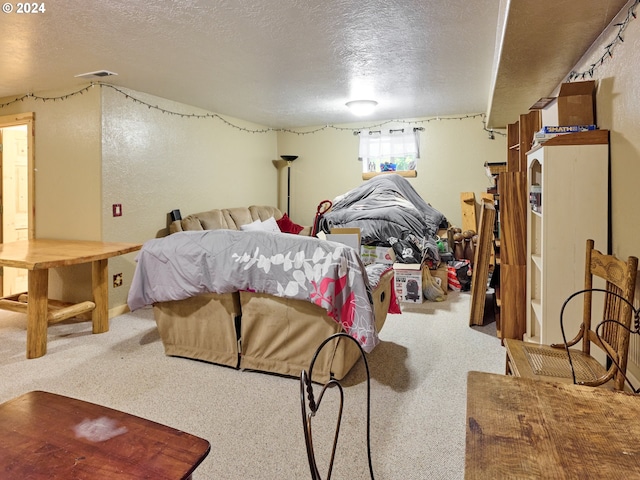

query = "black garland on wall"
(0, 82), (495, 136)
(568, 0), (639, 81)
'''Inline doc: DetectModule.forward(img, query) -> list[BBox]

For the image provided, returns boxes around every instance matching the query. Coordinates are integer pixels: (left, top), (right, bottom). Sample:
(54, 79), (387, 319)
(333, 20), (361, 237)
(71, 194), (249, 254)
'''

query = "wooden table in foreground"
(0, 239), (142, 358)
(465, 371), (640, 479)
(0, 391), (210, 479)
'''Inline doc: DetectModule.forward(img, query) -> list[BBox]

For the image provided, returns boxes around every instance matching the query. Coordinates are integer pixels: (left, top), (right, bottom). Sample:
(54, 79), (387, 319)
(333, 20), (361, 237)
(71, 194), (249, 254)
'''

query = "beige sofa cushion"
(170, 205), (310, 234)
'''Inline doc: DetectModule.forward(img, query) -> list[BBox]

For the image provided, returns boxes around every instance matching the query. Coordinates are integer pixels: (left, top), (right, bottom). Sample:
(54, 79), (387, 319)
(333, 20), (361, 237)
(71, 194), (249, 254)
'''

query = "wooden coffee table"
(0, 239), (142, 358)
(0, 391), (210, 479)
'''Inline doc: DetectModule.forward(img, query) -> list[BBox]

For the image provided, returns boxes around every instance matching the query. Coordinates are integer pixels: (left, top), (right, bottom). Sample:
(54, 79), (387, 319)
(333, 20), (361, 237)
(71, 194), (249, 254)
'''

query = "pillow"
(276, 213), (304, 234)
(240, 217), (281, 234)
(240, 219), (263, 231)
(260, 216), (281, 233)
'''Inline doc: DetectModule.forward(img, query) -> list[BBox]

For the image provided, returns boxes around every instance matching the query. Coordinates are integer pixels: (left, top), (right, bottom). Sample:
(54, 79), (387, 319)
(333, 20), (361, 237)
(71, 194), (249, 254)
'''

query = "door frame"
(0, 112), (35, 242)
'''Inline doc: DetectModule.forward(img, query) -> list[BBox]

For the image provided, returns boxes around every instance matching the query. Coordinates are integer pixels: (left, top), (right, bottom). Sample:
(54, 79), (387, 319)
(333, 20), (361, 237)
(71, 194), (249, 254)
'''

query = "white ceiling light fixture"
(346, 100), (378, 116)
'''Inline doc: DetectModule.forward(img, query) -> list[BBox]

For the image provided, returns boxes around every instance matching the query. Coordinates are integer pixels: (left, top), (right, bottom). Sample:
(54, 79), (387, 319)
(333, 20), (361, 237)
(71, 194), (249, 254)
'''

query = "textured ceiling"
(0, 0), (630, 129)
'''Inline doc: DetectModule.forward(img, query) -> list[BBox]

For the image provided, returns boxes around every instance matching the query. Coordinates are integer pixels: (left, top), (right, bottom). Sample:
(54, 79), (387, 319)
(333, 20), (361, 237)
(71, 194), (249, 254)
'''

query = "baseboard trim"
(109, 304), (131, 318)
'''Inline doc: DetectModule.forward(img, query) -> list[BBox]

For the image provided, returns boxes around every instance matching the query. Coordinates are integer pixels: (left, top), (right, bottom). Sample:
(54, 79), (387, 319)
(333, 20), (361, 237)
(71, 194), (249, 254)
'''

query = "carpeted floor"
(0, 291), (505, 479)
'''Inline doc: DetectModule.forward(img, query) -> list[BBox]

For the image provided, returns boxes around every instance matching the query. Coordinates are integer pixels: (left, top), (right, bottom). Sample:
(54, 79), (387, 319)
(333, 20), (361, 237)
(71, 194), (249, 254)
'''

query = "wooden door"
(1, 124), (30, 295)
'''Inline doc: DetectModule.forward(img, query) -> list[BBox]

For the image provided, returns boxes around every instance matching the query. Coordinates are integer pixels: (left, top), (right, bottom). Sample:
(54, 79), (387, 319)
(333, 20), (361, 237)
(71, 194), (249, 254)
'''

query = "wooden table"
(0, 391), (210, 479)
(465, 371), (640, 479)
(0, 239), (141, 358)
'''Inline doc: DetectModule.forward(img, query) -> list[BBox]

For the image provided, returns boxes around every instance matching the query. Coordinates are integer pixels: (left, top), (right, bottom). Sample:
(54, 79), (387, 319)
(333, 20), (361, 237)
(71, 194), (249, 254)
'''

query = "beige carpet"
(0, 291), (504, 479)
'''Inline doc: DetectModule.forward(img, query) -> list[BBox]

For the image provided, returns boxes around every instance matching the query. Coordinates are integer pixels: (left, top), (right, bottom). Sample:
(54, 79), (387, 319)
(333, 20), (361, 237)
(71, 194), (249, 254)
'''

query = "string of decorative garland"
(568, 0), (639, 81)
(0, 81), (496, 136)
(0, 84), (94, 109)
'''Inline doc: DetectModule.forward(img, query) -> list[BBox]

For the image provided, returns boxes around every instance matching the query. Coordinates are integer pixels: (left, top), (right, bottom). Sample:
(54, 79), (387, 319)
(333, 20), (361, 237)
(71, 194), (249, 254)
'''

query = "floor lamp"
(280, 155), (298, 215)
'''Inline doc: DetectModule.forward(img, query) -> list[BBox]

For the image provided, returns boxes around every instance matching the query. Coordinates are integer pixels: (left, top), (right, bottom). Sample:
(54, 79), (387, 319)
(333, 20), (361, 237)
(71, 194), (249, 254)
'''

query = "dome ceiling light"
(345, 100), (378, 116)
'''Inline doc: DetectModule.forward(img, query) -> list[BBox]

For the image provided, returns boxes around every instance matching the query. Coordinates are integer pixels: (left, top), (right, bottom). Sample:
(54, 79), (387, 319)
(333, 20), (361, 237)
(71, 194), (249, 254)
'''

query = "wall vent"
(74, 70), (118, 79)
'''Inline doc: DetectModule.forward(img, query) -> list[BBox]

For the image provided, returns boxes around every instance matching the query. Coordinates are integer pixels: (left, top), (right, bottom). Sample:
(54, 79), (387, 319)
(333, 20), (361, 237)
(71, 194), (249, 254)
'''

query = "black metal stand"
(280, 155), (297, 216)
(287, 162), (292, 216)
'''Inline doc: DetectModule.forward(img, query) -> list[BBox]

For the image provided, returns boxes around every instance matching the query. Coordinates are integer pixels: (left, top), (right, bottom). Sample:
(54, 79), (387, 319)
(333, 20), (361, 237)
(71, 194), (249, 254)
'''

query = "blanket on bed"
(317, 174), (446, 260)
(128, 230), (379, 352)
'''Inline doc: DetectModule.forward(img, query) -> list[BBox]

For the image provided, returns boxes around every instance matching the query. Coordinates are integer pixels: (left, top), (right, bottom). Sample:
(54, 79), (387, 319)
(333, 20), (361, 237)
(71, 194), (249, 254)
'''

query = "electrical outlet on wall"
(113, 273), (123, 288)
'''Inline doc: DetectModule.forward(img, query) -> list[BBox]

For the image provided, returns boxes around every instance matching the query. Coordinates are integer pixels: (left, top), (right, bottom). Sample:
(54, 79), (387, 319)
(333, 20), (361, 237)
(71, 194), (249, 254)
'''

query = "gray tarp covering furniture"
(318, 173), (447, 262)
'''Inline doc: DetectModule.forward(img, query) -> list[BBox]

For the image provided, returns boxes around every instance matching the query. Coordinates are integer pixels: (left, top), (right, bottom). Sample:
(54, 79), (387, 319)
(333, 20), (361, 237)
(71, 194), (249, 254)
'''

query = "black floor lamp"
(281, 155), (298, 215)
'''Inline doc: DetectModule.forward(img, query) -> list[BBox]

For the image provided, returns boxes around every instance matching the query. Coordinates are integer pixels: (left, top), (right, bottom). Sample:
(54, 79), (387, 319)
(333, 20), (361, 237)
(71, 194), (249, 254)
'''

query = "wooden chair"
(504, 239), (638, 391)
(300, 333), (375, 480)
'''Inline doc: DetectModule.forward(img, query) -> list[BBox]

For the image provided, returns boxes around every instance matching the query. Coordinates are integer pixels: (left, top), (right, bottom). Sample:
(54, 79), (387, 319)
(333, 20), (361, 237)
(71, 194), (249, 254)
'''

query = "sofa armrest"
(169, 220), (184, 234)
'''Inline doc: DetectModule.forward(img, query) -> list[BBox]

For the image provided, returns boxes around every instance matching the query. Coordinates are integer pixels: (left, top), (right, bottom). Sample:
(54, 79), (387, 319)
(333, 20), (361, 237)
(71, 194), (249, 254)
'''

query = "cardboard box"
(325, 233), (360, 251)
(361, 245), (395, 265)
(330, 228), (361, 243)
(393, 263), (423, 303)
(322, 227), (361, 252)
(557, 80), (596, 126)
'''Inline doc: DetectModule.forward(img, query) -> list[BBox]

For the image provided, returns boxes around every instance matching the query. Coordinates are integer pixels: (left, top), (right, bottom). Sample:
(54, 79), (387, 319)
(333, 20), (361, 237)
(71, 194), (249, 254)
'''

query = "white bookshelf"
(524, 131), (609, 345)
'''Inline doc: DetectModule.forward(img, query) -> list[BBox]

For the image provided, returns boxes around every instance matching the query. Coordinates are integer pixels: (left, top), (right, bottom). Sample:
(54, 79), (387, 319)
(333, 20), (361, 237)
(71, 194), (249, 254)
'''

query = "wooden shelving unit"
(483, 163), (505, 334)
(499, 110), (541, 341)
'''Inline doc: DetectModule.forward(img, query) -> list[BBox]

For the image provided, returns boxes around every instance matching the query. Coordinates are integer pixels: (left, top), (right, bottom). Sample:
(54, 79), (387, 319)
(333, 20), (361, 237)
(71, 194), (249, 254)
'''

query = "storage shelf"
(531, 298), (542, 322)
(525, 136), (609, 345)
(531, 254), (542, 270)
(500, 111), (541, 342)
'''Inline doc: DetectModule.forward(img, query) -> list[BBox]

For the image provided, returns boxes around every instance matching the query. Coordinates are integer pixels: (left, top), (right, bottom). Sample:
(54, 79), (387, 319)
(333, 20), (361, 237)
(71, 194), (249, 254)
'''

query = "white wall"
(565, 0), (640, 380)
(0, 87), (103, 240)
(100, 86), (279, 306)
(277, 115), (506, 229)
(0, 86), (102, 303)
(567, 3), (640, 262)
(0, 85), (279, 308)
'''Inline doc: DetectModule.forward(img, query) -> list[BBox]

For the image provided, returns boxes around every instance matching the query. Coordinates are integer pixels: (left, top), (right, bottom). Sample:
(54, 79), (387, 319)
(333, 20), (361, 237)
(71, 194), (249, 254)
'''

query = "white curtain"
(358, 129), (420, 163)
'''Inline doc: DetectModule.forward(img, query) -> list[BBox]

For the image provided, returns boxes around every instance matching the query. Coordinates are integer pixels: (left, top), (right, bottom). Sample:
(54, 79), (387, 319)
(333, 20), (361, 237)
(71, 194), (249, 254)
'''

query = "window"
(359, 128), (421, 176)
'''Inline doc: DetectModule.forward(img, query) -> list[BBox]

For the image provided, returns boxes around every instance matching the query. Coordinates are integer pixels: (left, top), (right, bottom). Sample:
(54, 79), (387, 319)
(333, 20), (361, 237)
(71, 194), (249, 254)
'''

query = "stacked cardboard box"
(557, 80), (596, 126)
(393, 263), (424, 303)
